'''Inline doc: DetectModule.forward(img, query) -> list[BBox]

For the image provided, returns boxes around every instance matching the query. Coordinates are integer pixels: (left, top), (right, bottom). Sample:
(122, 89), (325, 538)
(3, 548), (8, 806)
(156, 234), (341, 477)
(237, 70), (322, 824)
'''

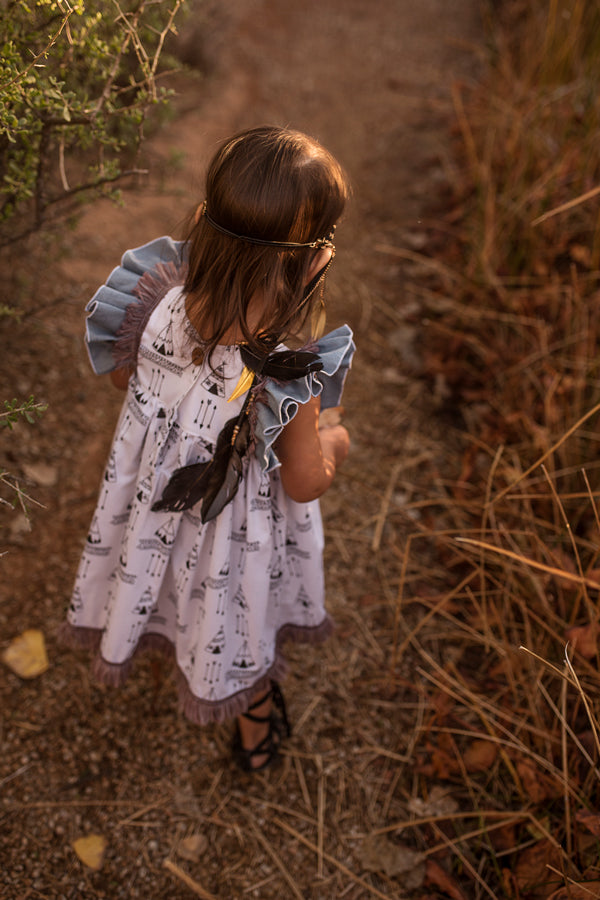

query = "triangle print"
(205, 626), (226, 654)
(201, 362), (226, 397)
(153, 322), (174, 357)
(232, 640), (255, 669)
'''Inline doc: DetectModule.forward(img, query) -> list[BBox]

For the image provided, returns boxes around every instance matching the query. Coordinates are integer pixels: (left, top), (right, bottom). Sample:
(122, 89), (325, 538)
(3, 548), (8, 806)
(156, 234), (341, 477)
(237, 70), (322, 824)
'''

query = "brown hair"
(183, 125), (349, 360)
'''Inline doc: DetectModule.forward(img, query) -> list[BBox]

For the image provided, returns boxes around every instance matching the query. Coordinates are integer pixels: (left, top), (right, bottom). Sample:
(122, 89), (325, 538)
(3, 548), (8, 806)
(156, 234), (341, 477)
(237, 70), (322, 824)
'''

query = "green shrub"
(0, 0), (185, 246)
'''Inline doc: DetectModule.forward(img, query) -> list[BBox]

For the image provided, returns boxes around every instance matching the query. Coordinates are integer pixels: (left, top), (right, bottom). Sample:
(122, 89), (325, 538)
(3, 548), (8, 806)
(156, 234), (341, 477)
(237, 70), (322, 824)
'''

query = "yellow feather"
(311, 303), (327, 340)
(228, 366), (254, 402)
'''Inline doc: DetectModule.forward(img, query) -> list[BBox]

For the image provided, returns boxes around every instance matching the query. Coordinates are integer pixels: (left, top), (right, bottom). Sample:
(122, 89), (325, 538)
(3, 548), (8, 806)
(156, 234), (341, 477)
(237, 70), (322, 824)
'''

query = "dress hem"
(57, 617), (334, 725)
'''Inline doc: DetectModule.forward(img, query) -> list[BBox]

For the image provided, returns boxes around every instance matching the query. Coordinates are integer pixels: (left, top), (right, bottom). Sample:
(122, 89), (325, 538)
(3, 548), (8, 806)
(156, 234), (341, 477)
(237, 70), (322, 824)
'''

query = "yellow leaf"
(72, 834), (107, 870)
(2, 629), (49, 679)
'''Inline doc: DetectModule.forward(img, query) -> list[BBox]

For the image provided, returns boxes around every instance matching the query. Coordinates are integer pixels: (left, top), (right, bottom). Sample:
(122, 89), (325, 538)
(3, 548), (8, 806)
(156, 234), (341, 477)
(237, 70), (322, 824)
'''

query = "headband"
(201, 201), (335, 250)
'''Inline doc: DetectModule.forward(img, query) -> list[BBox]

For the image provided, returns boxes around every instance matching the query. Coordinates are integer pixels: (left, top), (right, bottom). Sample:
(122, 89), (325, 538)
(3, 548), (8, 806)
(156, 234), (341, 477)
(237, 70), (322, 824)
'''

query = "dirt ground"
(1, 1), (483, 897)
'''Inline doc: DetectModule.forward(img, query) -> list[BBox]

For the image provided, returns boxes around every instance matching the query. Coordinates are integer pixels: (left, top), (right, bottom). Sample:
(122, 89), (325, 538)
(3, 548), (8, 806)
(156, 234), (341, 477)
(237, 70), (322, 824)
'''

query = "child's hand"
(319, 423), (350, 468)
(319, 406), (344, 429)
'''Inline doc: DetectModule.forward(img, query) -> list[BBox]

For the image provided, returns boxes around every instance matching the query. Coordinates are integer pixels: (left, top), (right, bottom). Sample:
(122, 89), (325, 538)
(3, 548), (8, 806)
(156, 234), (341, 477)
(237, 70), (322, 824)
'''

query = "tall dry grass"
(393, 1), (600, 896)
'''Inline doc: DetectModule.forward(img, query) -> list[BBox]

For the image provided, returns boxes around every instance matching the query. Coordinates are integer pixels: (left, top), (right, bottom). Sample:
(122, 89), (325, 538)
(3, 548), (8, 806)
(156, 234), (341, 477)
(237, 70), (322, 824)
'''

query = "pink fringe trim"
(58, 616), (334, 725)
(113, 260), (187, 370)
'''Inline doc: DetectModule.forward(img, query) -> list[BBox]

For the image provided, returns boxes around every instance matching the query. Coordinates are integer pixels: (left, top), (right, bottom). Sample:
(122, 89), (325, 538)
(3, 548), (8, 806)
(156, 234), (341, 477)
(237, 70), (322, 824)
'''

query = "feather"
(240, 346), (323, 381)
(200, 414), (251, 522)
(151, 461), (212, 513)
(228, 365), (255, 402)
(151, 405), (252, 520)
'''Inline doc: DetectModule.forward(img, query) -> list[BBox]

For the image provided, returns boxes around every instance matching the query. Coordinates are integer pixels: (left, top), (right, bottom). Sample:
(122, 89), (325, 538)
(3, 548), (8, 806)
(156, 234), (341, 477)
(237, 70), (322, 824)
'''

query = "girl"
(62, 125), (355, 771)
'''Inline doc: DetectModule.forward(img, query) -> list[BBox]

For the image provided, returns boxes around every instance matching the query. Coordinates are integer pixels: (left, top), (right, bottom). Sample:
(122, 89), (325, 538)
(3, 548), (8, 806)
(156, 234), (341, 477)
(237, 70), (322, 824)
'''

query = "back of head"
(184, 125), (349, 356)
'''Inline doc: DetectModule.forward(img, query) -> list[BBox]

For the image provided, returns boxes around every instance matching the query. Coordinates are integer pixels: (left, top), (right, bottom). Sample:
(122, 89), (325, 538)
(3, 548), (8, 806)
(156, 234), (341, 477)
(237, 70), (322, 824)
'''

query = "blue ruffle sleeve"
(85, 236), (185, 374)
(253, 325), (356, 473)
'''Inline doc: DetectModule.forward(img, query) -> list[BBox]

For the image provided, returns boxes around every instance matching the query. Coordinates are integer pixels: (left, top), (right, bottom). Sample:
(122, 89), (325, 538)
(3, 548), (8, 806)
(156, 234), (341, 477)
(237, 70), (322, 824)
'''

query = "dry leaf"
(463, 739), (498, 773)
(565, 623), (599, 659)
(576, 809), (600, 838)
(425, 859), (469, 900)
(570, 243), (592, 268)
(514, 839), (562, 895)
(2, 629), (49, 679)
(357, 834), (425, 887)
(516, 759), (548, 805)
(72, 834), (107, 870)
(177, 833), (208, 862)
(408, 785), (459, 817)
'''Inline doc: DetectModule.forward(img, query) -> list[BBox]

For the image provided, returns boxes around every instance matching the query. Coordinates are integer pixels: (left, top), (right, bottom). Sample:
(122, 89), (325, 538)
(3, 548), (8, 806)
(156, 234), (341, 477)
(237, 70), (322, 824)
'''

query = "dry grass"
(383, 0), (600, 895)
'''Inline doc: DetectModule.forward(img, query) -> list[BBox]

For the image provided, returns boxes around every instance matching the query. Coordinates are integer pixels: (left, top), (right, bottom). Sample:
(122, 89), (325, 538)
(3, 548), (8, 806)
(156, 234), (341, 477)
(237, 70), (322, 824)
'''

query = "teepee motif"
(105, 451), (117, 483)
(87, 516), (102, 545)
(155, 517), (176, 546)
(205, 626), (225, 655)
(153, 322), (174, 356)
(201, 362), (226, 397)
(232, 640), (255, 669)
(137, 475), (152, 505)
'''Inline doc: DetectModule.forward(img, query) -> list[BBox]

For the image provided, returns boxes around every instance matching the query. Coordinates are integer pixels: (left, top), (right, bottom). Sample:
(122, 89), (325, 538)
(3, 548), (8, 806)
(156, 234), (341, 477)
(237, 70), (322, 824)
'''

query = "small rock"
(22, 462), (58, 486)
(177, 833), (208, 862)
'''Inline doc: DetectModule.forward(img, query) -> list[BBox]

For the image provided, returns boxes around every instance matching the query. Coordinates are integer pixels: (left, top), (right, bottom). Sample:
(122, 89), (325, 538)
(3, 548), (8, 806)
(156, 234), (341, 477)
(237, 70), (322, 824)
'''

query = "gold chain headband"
(201, 201), (335, 250)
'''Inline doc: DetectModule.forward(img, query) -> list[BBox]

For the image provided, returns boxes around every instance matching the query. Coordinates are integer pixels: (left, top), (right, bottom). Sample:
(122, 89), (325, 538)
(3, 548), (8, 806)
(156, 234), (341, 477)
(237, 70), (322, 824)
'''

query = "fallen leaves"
(565, 623), (599, 659)
(462, 739), (498, 773)
(2, 628), (48, 678)
(72, 834), (107, 871)
(576, 809), (600, 838)
(356, 834), (426, 889)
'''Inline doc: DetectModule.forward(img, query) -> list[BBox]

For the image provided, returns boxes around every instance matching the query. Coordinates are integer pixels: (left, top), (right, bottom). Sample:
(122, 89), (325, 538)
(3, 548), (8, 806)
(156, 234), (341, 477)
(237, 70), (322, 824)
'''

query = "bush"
(0, 0), (185, 247)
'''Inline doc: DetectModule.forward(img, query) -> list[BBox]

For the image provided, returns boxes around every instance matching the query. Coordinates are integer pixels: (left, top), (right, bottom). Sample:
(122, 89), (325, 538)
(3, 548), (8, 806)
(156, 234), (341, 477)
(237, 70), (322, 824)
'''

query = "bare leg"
(236, 689), (273, 770)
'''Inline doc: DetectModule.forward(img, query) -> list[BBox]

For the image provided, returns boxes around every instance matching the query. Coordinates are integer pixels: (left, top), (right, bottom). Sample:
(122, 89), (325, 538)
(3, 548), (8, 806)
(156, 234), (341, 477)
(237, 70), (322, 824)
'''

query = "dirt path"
(2, 2), (481, 897)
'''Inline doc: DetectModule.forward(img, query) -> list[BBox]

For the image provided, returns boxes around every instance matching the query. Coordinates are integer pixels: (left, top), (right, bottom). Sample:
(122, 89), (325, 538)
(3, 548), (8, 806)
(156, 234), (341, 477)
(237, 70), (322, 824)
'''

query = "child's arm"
(109, 366), (133, 390)
(275, 396), (349, 503)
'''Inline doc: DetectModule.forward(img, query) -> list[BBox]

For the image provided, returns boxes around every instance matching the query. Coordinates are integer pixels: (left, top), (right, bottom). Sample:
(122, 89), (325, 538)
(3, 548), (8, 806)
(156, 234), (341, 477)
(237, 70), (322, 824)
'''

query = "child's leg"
(234, 683), (290, 772)
(236, 690), (273, 770)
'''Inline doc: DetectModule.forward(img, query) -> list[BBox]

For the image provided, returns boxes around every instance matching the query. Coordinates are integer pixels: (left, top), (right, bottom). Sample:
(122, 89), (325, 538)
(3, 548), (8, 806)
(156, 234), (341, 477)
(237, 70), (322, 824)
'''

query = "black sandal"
(232, 682), (291, 772)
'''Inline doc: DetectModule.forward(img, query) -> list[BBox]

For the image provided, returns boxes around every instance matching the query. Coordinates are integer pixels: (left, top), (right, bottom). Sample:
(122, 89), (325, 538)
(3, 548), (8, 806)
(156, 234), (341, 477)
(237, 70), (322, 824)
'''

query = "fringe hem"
(113, 261), (187, 370)
(57, 616), (334, 725)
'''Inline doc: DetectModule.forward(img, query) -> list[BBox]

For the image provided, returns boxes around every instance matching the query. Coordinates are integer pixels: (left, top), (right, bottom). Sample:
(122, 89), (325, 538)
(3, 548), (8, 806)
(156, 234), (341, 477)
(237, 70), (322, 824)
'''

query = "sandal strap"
(241, 687), (274, 724)
(271, 682), (291, 737)
(240, 682), (291, 735)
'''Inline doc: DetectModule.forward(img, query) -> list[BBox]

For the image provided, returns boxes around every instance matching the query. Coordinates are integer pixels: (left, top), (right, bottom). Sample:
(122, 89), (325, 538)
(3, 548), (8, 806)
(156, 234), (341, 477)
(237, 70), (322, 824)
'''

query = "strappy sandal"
(232, 682), (291, 772)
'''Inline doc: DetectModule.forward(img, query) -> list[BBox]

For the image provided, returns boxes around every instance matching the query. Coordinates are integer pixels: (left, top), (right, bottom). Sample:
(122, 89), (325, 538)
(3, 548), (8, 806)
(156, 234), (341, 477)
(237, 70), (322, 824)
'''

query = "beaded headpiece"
(201, 201), (335, 250)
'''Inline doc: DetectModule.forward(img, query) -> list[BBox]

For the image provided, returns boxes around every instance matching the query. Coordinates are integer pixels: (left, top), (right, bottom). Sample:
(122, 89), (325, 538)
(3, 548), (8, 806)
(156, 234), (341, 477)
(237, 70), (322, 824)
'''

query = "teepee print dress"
(63, 237), (355, 724)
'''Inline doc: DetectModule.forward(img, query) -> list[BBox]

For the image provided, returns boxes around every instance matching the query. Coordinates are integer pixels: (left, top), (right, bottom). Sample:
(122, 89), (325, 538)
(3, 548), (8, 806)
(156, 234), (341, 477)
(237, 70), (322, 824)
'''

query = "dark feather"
(240, 346), (323, 381)
(151, 411), (251, 520)
(200, 414), (251, 523)
(151, 460), (212, 513)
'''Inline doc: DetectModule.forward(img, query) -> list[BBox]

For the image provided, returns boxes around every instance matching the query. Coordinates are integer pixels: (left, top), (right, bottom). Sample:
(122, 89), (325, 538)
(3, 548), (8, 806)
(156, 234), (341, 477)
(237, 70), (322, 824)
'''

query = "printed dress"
(62, 238), (355, 724)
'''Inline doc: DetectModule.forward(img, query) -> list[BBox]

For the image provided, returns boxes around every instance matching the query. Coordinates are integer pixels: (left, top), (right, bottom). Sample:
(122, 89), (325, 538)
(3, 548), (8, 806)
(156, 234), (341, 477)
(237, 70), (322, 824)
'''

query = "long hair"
(183, 126), (349, 359)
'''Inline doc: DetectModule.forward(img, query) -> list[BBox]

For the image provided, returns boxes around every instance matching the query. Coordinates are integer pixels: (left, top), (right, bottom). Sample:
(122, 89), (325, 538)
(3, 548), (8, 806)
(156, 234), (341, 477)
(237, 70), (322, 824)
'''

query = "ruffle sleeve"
(84, 236), (185, 374)
(253, 325), (355, 472)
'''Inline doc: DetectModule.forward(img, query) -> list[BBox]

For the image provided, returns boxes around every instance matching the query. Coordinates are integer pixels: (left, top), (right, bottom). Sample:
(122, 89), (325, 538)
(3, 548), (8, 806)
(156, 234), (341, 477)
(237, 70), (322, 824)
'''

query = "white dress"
(64, 244), (355, 724)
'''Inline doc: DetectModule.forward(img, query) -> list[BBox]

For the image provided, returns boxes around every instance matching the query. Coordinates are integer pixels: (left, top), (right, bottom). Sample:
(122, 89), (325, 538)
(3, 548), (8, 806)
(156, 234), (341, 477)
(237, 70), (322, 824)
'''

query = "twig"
(372, 461), (403, 552)
(0, 762), (32, 789)
(273, 817), (398, 900)
(488, 401), (600, 506)
(455, 537), (600, 590)
(531, 184), (600, 226)
(317, 754), (325, 879)
(246, 818), (305, 900)
(163, 859), (218, 899)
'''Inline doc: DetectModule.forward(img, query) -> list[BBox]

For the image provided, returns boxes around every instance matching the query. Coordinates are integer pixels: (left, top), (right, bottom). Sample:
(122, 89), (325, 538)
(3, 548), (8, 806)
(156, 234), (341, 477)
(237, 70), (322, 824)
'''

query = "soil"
(1, 1), (482, 897)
